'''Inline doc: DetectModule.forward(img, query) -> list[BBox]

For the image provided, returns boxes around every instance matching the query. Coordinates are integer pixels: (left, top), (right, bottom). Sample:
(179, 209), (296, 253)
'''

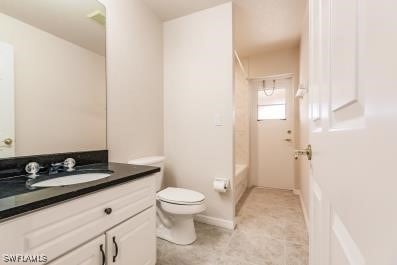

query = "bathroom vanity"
(0, 151), (159, 265)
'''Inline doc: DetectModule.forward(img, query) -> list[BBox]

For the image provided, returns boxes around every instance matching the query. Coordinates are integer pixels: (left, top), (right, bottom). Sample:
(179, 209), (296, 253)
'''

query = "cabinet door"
(48, 235), (106, 265)
(106, 207), (156, 265)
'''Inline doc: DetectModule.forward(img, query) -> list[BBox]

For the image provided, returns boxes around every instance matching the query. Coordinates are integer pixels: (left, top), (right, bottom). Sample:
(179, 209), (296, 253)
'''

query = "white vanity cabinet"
(0, 175), (157, 265)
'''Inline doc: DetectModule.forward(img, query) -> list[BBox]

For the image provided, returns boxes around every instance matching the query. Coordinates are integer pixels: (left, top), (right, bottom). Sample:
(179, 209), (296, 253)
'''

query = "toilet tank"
(128, 156), (165, 191)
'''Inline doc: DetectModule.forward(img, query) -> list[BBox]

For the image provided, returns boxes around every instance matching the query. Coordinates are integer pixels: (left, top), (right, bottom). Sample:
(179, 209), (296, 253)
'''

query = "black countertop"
(0, 163), (160, 222)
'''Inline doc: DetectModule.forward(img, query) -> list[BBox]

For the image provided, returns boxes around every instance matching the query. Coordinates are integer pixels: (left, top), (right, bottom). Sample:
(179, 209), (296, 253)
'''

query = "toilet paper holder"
(213, 178), (230, 192)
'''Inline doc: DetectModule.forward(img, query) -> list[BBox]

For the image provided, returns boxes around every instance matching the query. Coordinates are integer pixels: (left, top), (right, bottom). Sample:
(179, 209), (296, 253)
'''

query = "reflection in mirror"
(0, 0), (107, 159)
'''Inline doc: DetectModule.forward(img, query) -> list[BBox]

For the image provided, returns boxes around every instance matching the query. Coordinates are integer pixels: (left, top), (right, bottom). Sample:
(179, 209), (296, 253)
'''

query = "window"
(257, 80), (287, 120)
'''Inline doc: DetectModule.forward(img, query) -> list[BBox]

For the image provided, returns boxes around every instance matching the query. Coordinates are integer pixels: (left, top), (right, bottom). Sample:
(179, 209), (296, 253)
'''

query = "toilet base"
(157, 214), (197, 245)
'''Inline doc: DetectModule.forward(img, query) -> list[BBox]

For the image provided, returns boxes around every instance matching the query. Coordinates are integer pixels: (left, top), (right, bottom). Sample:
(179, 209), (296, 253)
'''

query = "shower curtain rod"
(248, 73), (294, 81)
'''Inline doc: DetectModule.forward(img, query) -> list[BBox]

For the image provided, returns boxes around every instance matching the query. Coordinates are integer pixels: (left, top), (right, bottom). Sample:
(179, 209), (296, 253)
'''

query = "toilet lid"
(157, 187), (205, 205)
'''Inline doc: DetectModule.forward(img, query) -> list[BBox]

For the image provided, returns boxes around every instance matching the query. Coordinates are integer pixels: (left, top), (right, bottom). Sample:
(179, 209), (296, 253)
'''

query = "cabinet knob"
(2, 138), (13, 146)
(104, 208), (112, 215)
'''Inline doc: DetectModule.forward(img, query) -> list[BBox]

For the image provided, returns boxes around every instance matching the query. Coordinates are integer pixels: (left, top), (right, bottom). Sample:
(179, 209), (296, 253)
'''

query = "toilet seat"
(159, 200), (206, 215)
(157, 187), (205, 205)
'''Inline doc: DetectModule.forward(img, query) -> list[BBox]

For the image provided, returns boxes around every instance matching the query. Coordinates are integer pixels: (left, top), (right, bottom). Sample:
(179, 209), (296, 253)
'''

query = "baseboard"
(294, 189), (309, 231)
(195, 214), (236, 230)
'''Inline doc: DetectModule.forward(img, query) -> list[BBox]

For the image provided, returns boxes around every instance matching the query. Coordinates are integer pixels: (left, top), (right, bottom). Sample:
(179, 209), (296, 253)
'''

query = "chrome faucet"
(49, 162), (63, 175)
(25, 158), (76, 179)
(25, 162), (41, 179)
(49, 158), (76, 175)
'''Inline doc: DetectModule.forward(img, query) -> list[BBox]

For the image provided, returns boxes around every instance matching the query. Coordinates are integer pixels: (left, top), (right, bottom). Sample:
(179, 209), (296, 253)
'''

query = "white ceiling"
(144, 0), (307, 57)
(0, 0), (106, 55)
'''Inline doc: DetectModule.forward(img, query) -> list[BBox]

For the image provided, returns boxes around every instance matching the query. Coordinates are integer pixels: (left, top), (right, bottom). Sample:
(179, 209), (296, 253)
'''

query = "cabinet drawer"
(0, 175), (155, 265)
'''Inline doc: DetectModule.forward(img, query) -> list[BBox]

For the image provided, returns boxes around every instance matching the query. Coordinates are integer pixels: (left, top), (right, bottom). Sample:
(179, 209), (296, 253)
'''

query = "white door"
(48, 235), (106, 265)
(106, 207), (156, 265)
(0, 42), (15, 158)
(254, 77), (295, 189)
(308, 0), (397, 264)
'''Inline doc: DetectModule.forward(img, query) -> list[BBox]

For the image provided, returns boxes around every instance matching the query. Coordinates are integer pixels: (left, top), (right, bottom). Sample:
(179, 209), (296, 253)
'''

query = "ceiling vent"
(87, 10), (106, 26)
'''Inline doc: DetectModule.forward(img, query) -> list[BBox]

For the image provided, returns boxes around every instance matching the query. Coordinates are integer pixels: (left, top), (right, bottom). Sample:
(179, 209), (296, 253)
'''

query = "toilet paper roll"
(213, 179), (228, 193)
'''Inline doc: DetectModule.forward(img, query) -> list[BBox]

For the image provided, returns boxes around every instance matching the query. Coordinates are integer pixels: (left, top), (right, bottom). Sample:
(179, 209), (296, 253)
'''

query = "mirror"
(0, 0), (107, 159)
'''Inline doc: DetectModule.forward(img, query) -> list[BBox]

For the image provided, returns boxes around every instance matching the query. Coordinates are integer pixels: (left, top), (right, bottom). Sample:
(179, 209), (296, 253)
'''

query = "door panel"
(0, 42), (15, 158)
(48, 235), (105, 265)
(106, 207), (156, 265)
(329, 0), (359, 112)
(309, 0), (397, 264)
(329, 0), (365, 130)
(310, 181), (329, 264)
(330, 213), (365, 265)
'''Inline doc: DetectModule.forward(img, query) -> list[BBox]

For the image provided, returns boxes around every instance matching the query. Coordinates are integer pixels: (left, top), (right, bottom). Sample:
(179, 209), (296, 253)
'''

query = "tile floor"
(157, 187), (309, 265)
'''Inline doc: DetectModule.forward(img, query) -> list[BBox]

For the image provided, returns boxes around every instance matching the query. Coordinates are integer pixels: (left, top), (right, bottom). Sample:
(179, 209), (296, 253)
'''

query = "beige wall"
(164, 3), (234, 224)
(245, 46), (300, 187)
(101, 0), (164, 162)
(234, 60), (250, 166)
(245, 46), (300, 85)
(298, 10), (310, 218)
(0, 13), (106, 156)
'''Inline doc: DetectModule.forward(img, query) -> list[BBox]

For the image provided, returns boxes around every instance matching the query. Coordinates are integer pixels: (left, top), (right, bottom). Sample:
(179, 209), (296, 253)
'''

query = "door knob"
(1, 138), (13, 147)
(294, 145), (312, 160)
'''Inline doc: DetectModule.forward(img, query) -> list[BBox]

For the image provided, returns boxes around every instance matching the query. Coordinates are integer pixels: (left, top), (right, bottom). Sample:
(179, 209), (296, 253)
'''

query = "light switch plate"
(214, 114), (224, 126)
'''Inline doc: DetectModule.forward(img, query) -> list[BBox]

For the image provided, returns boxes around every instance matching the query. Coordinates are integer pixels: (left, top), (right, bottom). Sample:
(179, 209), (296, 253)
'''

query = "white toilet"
(128, 156), (206, 245)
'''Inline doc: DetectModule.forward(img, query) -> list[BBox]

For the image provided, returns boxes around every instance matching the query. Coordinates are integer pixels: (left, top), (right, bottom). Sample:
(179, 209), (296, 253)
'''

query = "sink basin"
(31, 173), (111, 188)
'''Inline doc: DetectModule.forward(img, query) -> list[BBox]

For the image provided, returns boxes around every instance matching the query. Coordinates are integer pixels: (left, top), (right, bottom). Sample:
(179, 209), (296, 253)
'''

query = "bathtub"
(234, 164), (248, 205)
